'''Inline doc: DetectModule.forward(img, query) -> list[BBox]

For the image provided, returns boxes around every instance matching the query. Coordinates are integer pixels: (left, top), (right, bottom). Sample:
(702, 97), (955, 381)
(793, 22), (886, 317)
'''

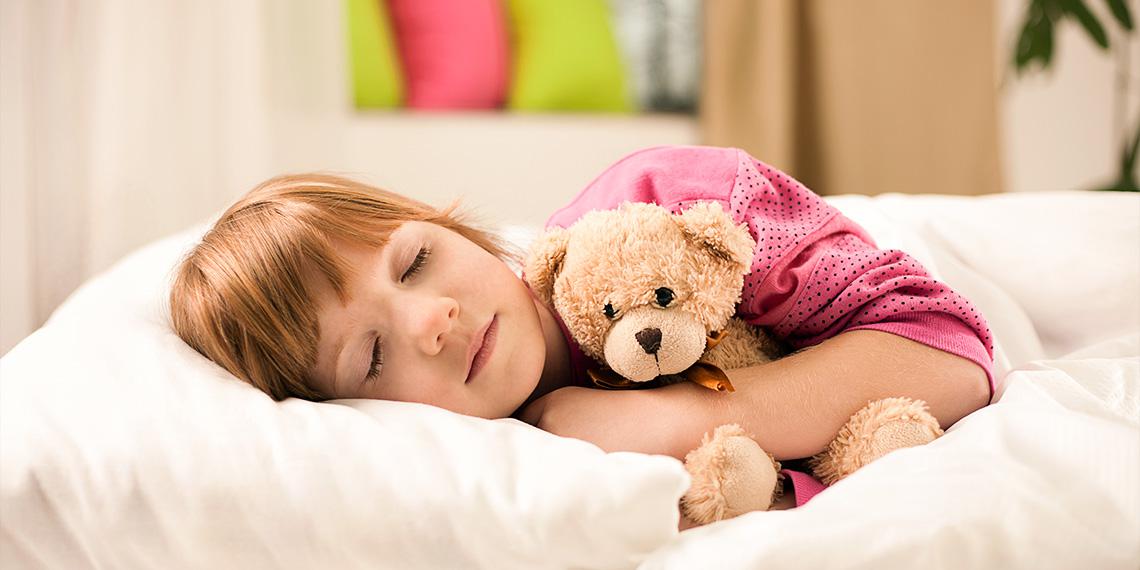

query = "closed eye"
(365, 337), (383, 382)
(401, 245), (431, 282)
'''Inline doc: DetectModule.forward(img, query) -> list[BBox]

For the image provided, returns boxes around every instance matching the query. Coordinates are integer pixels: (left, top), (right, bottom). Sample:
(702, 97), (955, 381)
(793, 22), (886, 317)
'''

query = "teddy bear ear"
(523, 227), (571, 305)
(674, 202), (756, 270)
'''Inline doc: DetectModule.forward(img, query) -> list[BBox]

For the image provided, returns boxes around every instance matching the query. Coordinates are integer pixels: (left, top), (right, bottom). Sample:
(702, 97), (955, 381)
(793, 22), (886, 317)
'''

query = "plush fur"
(809, 397), (944, 485)
(525, 201), (945, 525)
(680, 424), (783, 523)
(526, 202), (761, 381)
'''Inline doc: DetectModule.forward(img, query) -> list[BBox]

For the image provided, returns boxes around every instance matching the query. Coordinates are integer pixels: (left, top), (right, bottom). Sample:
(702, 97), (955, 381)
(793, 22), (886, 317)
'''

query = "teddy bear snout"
(635, 328), (662, 354)
(604, 307), (709, 382)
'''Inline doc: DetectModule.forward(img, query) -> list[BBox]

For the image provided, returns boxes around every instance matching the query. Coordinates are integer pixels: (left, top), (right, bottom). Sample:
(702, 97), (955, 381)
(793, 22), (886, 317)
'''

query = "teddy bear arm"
(681, 424), (782, 525)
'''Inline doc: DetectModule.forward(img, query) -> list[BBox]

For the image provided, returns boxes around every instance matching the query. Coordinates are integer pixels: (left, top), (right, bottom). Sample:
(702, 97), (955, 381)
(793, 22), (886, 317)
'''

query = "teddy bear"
(524, 201), (944, 525)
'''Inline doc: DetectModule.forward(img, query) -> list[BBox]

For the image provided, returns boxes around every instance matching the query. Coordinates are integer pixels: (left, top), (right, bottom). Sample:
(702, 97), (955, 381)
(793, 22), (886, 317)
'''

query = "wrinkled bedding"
(643, 192), (1140, 569)
(644, 335), (1138, 568)
(2, 191), (1136, 569)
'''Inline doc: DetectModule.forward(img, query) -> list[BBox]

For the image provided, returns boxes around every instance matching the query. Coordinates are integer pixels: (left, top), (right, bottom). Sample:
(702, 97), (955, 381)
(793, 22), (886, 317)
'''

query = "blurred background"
(1, 0), (1137, 355)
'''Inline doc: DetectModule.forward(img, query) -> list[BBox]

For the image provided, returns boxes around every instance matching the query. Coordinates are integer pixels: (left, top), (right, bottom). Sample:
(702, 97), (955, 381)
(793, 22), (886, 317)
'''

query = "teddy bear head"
(525, 202), (755, 382)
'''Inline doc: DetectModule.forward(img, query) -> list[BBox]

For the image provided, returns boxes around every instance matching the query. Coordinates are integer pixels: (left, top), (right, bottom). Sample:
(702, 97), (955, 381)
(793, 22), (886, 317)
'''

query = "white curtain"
(0, 1), (352, 354)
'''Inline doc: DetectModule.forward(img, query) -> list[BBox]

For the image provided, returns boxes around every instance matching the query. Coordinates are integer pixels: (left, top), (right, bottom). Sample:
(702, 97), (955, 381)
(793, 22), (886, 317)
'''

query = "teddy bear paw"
(809, 397), (944, 485)
(680, 424), (781, 526)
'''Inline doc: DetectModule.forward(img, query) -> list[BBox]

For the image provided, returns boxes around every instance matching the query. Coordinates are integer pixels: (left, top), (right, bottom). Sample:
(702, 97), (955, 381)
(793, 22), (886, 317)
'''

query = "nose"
(635, 327), (662, 355)
(410, 296), (459, 355)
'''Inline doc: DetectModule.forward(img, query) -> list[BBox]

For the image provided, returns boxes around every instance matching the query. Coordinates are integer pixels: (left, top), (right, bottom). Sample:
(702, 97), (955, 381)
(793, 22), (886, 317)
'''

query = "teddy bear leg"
(808, 397), (944, 486)
(680, 424), (782, 526)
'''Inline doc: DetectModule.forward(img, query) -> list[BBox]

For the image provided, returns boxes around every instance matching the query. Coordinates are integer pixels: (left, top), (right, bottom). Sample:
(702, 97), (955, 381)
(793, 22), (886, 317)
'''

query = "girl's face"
(307, 222), (547, 418)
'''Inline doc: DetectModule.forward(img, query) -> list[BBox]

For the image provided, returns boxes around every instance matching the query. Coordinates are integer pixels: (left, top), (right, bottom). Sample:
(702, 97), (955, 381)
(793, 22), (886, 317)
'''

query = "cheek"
(383, 370), (458, 409)
(364, 350), (446, 401)
(459, 251), (510, 294)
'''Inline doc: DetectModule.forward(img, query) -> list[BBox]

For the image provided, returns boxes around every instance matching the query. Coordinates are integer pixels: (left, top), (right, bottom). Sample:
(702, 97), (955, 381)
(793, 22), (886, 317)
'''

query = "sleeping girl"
(169, 145), (993, 517)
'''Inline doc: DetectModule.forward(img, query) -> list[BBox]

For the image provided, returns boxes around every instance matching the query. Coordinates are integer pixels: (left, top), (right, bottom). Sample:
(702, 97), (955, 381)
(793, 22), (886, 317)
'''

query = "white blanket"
(643, 335), (1139, 569)
(643, 191), (1140, 569)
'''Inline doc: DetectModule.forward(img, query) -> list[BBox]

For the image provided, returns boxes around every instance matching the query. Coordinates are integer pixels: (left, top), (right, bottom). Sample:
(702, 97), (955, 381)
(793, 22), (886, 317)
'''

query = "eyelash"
(401, 245), (431, 282)
(366, 338), (383, 382)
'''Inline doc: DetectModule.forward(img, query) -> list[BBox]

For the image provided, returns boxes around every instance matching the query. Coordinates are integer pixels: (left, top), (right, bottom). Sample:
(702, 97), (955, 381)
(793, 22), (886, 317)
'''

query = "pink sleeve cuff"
(847, 312), (996, 397)
(782, 469), (827, 507)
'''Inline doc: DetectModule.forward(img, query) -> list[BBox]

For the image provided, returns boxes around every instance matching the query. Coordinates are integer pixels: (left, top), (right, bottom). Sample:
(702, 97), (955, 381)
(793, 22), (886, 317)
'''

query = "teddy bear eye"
(603, 302), (617, 319)
(654, 287), (675, 308)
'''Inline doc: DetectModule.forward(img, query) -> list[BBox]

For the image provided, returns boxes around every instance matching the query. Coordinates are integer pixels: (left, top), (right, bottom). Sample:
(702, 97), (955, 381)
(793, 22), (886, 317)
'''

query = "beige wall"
(998, 0), (1140, 192)
(335, 112), (697, 226)
(257, 1), (698, 227)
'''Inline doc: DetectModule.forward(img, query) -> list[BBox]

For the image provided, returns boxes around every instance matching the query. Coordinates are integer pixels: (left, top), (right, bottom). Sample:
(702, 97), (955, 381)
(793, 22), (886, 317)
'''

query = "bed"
(2, 191), (1137, 569)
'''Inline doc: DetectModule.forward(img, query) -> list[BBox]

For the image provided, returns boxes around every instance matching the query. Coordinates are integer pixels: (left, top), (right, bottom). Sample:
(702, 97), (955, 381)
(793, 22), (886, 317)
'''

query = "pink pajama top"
(543, 146), (994, 505)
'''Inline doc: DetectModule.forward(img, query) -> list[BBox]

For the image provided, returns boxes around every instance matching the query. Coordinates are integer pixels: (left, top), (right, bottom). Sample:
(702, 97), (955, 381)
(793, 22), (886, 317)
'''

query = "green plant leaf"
(1103, 0), (1134, 31)
(1123, 118), (1140, 179)
(1060, 0), (1110, 49)
(1015, 2), (1056, 72)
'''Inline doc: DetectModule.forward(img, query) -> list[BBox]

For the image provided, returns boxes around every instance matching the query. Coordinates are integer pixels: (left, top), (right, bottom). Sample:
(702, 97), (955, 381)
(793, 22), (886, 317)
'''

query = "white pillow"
(0, 228), (688, 569)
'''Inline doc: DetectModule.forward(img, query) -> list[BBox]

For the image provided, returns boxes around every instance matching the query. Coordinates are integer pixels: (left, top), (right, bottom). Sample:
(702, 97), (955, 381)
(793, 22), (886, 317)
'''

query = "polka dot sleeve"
(730, 151), (995, 392)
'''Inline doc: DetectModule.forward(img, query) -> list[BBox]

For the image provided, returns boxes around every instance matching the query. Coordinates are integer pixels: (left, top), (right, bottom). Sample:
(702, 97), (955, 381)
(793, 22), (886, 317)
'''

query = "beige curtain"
(701, 0), (1003, 196)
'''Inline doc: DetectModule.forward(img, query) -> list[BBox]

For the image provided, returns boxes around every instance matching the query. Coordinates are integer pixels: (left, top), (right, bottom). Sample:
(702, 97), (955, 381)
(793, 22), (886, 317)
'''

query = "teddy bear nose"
(635, 327), (662, 354)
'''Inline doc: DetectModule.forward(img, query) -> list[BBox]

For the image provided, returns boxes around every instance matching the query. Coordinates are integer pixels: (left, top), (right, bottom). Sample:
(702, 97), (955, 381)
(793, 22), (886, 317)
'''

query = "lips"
(465, 315), (498, 383)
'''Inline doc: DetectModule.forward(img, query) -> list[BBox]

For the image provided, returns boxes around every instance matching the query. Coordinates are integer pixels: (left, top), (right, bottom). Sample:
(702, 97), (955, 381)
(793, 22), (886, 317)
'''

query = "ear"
(523, 227), (571, 305)
(674, 202), (755, 271)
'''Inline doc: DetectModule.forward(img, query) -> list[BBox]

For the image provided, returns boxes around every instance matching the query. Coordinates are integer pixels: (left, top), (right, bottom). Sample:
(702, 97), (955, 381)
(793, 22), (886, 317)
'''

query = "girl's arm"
(520, 330), (989, 461)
